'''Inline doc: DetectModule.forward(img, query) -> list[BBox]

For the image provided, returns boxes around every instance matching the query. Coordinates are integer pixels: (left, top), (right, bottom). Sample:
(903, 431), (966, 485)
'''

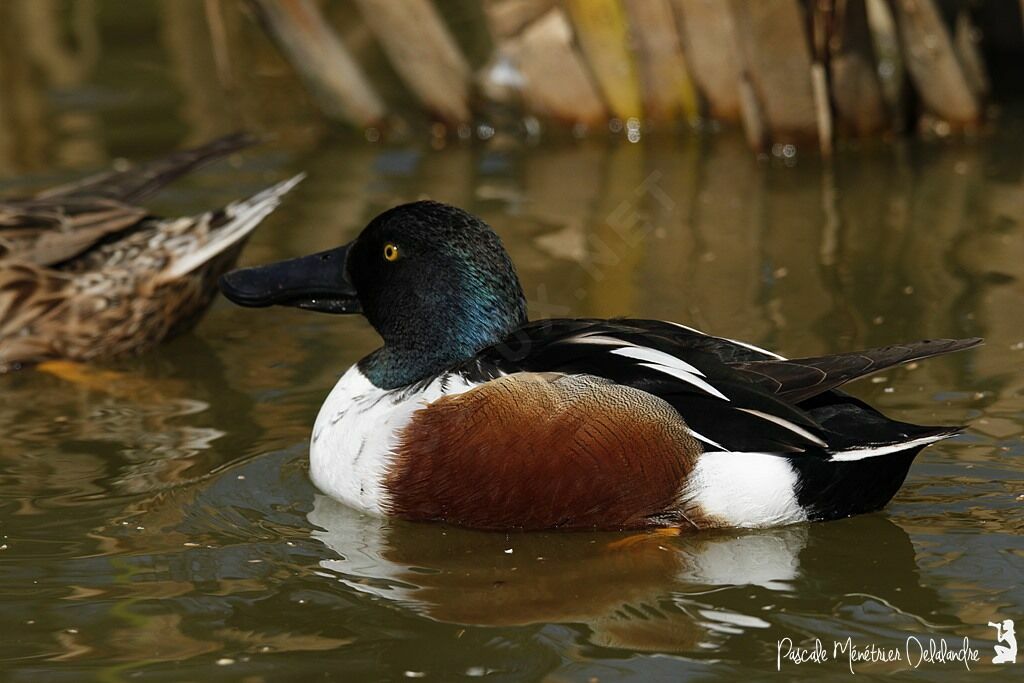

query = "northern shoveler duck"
(220, 201), (981, 531)
(0, 134), (302, 372)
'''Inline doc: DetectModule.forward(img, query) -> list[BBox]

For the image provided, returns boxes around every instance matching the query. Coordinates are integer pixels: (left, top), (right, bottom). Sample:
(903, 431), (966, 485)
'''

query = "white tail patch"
(737, 408), (828, 448)
(680, 451), (807, 528)
(827, 432), (955, 462)
(159, 173), (304, 281)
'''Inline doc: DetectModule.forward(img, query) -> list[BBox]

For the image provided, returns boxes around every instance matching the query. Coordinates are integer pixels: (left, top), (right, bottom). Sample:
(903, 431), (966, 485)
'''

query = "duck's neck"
(358, 305), (527, 390)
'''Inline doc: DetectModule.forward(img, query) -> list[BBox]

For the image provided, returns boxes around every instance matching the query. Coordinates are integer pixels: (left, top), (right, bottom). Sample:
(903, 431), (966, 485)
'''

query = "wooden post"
(954, 9), (990, 100)
(204, 0), (234, 90)
(564, 0), (643, 122)
(728, 0), (820, 146)
(864, 0), (906, 131)
(482, 0), (554, 39)
(829, 0), (888, 136)
(622, 0), (699, 124)
(672, 0), (742, 121)
(890, 0), (980, 127)
(352, 0), (472, 126)
(481, 5), (607, 128)
(737, 74), (766, 152)
(250, 0), (386, 128)
(811, 63), (833, 156)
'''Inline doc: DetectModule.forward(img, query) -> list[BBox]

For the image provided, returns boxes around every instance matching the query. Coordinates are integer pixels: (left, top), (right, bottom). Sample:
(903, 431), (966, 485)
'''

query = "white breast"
(309, 366), (477, 514)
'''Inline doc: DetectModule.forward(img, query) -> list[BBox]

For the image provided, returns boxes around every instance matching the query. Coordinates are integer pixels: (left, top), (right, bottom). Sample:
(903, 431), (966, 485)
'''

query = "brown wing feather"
(33, 132), (257, 203)
(0, 261), (69, 370)
(0, 133), (257, 266)
(387, 373), (703, 531)
(729, 338), (983, 404)
(0, 198), (145, 265)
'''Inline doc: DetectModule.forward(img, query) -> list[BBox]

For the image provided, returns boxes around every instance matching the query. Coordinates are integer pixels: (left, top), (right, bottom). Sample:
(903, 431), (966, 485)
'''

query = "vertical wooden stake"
(564, 0), (643, 122)
(352, 0), (472, 126)
(672, 0), (743, 121)
(812, 63), (834, 156)
(737, 73), (766, 152)
(623, 0), (699, 124)
(481, 5), (607, 129)
(204, 0), (233, 90)
(890, 0), (979, 127)
(728, 0), (820, 146)
(251, 0), (386, 128)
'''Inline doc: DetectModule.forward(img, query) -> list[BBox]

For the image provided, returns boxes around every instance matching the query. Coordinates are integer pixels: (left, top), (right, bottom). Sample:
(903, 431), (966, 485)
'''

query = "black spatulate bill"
(218, 243), (362, 314)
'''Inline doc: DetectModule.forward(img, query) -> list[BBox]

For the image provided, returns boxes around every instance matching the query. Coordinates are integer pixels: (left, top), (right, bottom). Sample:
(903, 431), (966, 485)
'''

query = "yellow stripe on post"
(564, 0), (643, 122)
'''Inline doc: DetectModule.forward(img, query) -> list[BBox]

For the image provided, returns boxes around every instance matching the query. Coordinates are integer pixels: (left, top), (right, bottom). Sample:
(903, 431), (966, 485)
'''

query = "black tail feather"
(729, 337), (983, 403)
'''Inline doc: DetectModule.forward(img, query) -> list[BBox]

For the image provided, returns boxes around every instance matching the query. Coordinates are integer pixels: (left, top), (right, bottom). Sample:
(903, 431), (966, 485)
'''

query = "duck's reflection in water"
(308, 495), (947, 653)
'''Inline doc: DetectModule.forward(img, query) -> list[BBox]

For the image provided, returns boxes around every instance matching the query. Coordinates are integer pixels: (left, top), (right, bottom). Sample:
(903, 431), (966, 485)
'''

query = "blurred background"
(1, 0), (1023, 169)
(0, 1), (1022, 681)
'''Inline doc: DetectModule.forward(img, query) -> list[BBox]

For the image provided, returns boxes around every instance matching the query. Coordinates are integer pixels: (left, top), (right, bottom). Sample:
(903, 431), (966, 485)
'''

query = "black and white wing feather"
(466, 319), (978, 458)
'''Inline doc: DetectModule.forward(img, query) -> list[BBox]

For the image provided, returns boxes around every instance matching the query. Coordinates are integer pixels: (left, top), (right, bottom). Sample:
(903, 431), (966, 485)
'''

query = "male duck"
(220, 201), (981, 532)
(0, 134), (302, 372)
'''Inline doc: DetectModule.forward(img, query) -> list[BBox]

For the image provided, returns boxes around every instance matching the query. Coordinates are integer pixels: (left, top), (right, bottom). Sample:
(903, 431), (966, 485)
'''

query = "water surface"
(1, 6), (1023, 681)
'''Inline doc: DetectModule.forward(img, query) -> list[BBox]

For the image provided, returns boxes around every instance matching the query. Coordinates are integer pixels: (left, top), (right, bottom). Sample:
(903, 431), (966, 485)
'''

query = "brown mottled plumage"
(388, 373), (703, 530)
(0, 135), (301, 372)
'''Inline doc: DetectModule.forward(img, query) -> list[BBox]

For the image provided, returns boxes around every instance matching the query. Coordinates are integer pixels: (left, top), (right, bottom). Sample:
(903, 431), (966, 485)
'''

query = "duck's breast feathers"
(386, 372), (703, 530)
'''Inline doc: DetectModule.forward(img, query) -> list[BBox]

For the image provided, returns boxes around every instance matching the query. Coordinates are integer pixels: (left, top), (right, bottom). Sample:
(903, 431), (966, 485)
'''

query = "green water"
(1, 3), (1023, 681)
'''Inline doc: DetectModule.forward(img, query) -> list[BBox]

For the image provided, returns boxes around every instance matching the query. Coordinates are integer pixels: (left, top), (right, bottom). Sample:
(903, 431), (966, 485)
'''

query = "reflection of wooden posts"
(250, 0), (386, 128)
(686, 137), (771, 339)
(0, 0), (103, 173)
(584, 145), (646, 318)
(161, 0), (234, 143)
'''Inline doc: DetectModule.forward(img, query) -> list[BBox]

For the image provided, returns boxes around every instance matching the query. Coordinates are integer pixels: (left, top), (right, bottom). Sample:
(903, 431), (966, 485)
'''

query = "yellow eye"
(383, 243), (400, 262)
